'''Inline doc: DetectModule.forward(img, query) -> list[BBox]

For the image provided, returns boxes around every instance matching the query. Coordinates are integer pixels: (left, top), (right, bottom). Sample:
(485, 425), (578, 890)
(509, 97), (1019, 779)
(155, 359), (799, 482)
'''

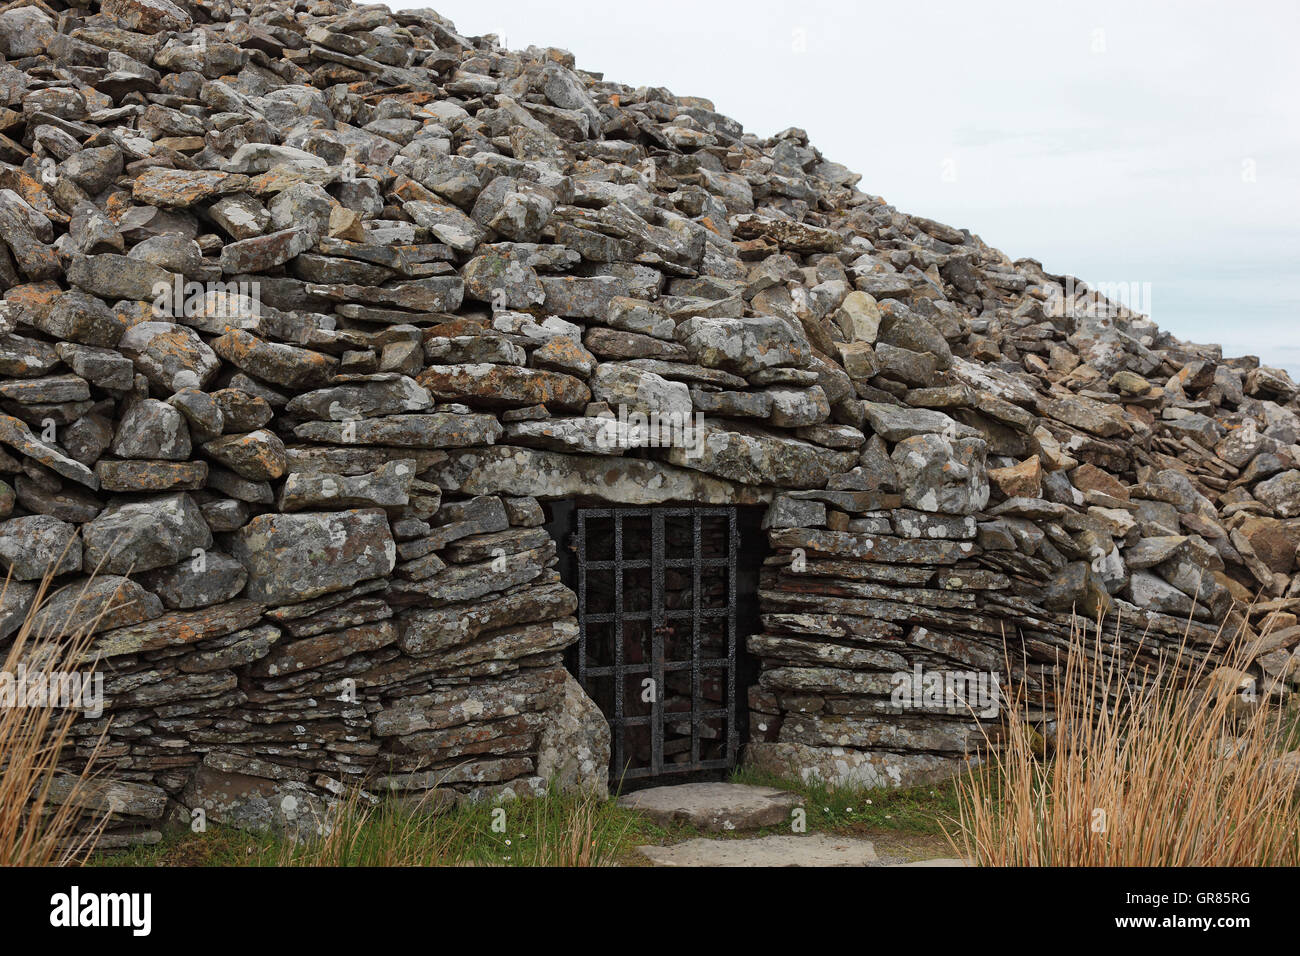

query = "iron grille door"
(573, 507), (739, 783)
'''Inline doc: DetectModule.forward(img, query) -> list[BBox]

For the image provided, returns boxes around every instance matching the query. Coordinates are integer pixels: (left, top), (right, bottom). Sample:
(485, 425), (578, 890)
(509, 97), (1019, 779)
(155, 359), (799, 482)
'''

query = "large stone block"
(231, 508), (396, 605)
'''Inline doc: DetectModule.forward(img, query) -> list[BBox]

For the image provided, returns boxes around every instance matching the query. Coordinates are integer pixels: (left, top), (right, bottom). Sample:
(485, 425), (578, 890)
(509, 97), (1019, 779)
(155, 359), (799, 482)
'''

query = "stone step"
(617, 782), (802, 832)
(883, 858), (969, 867)
(637, 833), (878, 867)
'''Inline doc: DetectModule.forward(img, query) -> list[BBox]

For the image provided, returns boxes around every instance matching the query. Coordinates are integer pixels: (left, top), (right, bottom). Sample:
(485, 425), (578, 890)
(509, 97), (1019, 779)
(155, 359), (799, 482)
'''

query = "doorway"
(548, 504), (763, 789)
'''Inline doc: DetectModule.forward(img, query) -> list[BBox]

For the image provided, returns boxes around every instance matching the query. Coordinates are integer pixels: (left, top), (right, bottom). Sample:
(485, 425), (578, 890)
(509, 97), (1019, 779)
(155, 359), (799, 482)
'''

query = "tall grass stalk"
(952, 611), (1300, 866)
(0, 567), (114, 866)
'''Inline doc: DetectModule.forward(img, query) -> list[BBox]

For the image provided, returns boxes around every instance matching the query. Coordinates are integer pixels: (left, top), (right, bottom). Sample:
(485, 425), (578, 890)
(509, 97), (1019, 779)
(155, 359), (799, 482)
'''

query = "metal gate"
(572, 507), (740, 783)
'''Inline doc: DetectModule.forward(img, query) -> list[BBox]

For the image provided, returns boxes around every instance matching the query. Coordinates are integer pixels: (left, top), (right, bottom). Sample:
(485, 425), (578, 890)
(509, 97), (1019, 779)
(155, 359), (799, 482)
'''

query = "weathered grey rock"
(619, 782), (801, 832)
(765, 495), (827, 529)
(209, 193), (271, 240)
(232, 509), (396, 605)
(666, 423), (856, 488)
(180, 766), (332, 839)
(764, 386), (829, 427)
(139, 552), (248, 610)
(211, 330), (338, 390)
(532, 335), (598, 378)
(675, 315), (809, 376)
(535, 672), (610, 798)
(417, 363), (589, 411)
(637, 833), (878, 867)
(30, 290), (126, 347)
(471, 176), (554, 242)
(280, 460), (415, 511)
(0, 374), (89, 404)
(45, 775), (166, 821)
(1128, 570), (1197, 615)
(863, 402), (977, 442)
(111, 399), (191, 461)
(461, 251), (545, 310)
(292, 413), (502, 448)
(503, 417), (637, 455)
(213, 389), (273, 432)
(82, 493), (212, 575)
(1256, 471), (1300, 518)
(0, 414), (98, 489)
(67, 253), (174, 302)
(0, 515), (80, 579)
(834, 291), (881, 343)
(890, 434), (989, 514)
(607, 297), (675, 339)
(1041, 562), (1111, 616)
(428, 446), (763, 505)
(0, 196), (59, 281)
(202, 430), (286, 481)
(746, 740), (971, 789)
(118, 322), (220, 391)
(31, 575), (163, 637)
(219, 227), (316, 274)
(56, 343), (134, 391)
(94, 455), (205, 489)
(590, 363), (691, 419)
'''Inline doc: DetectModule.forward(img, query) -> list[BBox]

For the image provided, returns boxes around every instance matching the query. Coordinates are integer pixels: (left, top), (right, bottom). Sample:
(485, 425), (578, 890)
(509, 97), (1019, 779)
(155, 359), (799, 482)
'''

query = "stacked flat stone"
(0, 0), (1296, 841)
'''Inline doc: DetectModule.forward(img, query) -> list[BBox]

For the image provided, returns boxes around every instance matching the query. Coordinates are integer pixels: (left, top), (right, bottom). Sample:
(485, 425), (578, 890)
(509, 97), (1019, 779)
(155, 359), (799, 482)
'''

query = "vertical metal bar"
(651, 511), (664, 777)
(691, 510), (702, 768)
(727, 510), (739, 767)
(574, 505), (745, 782)
(576, 511), (586, 690)
(613, 512), (625, 779)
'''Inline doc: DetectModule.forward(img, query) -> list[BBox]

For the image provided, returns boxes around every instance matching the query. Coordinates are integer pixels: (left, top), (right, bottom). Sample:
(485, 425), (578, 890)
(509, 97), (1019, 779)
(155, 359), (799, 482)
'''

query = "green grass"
(91, 768), (966, 867)
(729, 766), (965, 838)
(91, 825), (283, 867)
(94, 789), (652, 867)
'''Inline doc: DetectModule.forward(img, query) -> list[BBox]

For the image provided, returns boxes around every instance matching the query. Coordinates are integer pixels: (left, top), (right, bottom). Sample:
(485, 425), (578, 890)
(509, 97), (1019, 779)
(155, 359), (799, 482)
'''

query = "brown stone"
(417, 363), (590, 411)
(988, 457), (1042, 499)
(1071, 462), (1129, 500)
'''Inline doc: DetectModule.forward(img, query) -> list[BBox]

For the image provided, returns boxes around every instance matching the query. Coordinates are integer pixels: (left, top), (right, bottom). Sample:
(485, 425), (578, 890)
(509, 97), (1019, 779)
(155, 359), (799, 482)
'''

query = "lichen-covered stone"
(232, 509), (396, 605)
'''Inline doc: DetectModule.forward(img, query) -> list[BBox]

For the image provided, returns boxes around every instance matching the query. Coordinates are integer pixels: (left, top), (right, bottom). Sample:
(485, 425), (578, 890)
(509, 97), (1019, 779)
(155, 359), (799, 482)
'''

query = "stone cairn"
(0, 0), (1296, 845)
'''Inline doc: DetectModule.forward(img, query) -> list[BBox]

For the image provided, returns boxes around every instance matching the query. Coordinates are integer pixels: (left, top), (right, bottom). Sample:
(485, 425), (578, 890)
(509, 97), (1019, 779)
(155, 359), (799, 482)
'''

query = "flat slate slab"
(618, 782), (802, 832)
(884, 858), (969, 867)
(637, 834), (878, 867)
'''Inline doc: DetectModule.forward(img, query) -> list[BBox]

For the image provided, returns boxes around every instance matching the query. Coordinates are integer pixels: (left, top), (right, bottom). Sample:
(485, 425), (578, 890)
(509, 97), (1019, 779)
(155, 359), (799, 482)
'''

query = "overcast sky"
(420, 0), (1300, 375)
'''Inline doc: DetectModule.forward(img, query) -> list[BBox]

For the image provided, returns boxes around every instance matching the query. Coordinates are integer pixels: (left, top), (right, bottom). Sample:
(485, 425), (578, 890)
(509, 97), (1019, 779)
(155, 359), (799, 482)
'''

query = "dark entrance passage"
(549, 504), (763, 787)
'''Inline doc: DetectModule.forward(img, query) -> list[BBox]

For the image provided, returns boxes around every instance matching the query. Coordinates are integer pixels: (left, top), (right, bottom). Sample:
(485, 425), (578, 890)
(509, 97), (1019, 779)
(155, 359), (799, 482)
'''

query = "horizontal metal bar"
(585, 661), (730, 677)
(619, 758), (732, 779)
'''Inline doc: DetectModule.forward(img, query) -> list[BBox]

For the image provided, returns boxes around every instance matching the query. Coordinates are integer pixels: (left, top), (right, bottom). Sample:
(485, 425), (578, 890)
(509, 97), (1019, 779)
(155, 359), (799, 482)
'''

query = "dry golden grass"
(952, 610), (1300, 866)
(0, 567), (114, 866)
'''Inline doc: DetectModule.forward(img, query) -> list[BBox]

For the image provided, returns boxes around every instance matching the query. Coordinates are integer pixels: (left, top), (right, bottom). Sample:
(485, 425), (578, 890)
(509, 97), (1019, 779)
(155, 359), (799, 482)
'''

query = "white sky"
(415, 0), (1300, 375)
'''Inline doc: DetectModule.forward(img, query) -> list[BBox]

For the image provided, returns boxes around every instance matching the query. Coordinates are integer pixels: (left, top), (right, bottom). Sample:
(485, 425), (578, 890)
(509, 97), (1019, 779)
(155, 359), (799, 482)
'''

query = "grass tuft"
(0, 567), (113, 866)
(951, 612), (1300, 866)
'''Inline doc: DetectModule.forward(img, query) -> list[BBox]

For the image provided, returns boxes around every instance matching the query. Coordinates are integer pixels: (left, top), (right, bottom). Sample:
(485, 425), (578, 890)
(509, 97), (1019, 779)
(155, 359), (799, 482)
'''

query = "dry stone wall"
(0, 0), (1298, 843)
